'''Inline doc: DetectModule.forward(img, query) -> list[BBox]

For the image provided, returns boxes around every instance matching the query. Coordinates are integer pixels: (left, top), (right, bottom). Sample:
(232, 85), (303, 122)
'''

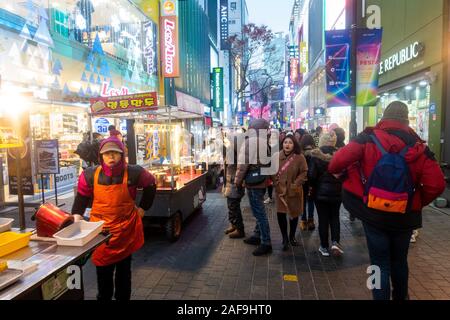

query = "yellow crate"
(0, 232), (32, 258)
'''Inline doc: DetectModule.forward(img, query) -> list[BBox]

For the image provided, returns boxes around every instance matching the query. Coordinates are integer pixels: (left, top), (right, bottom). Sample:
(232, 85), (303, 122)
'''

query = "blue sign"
(429, 103), (436, 115)
(325, 29), (352, 107)
(94, 118), (111, 134)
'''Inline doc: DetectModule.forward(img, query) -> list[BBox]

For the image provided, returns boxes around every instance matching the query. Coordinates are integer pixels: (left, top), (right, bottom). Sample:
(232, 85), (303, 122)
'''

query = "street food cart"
(89, 93), (207, 242)
(0, 229), (109, 300)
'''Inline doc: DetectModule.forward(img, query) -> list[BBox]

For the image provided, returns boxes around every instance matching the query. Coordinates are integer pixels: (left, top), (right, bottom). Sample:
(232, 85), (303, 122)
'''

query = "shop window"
(378, 81), (431, 142)
(51, 8), (69, 38)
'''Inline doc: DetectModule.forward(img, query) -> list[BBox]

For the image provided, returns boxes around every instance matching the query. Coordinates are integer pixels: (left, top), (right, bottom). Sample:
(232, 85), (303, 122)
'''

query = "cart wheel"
(165, 212), (182, 242)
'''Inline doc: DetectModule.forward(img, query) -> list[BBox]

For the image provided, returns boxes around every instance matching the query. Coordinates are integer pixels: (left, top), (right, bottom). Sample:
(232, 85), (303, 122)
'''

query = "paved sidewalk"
(2, 191), (450, 300)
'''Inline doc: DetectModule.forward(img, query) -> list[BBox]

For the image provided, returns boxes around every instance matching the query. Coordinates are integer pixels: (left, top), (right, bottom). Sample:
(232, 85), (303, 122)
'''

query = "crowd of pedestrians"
(221, 101), (446, 300)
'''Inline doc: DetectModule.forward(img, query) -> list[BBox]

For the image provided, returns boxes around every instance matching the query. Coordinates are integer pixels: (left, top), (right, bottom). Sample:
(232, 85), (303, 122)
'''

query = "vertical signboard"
(356, 28), (383, 106)
(7, 112), (34, 195)
(142, 20), (158, 76)
(299, 42), (308, 73)
(160, 0), (179, 78)
(325, 29), (352, 107)
(290, 58), (299, 85)
(212, 67), (224, 112)
(220, 0), (230, 50)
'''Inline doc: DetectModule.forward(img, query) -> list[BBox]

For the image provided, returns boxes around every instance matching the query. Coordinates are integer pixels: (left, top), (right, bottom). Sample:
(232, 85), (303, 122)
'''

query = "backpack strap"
(370, 135), (387, 155)
(399, 145), (410, 157)
(371, 134), (411, 157)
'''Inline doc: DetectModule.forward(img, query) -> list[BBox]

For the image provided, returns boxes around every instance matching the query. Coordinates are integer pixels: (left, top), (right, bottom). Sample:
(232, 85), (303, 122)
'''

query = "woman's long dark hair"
(281, 135), (302, 155)
(299, 134), (315, 152)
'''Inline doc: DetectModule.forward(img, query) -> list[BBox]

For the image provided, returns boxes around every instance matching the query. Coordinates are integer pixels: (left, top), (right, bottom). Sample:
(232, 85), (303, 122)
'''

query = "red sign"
(160, 16), (179, 78)
(90, 92), (158, 115)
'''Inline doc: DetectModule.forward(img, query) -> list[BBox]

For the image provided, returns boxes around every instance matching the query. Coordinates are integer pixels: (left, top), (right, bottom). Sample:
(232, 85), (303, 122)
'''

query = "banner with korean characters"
(90, 92), (158, 115)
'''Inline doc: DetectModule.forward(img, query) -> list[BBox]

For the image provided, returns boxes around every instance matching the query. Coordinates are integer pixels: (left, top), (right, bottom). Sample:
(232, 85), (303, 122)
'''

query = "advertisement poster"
(357, 28), (383, 106)
(142, 20), (158, 76)
(7, 112), (34, 195)
(325, 29), (352, 107)
(35, 140), (60, 175)
(90, 92), (158, 115)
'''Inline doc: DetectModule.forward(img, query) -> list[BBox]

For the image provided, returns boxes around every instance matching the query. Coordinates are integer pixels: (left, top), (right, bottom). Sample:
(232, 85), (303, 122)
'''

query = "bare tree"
(228, 24), (285, 115)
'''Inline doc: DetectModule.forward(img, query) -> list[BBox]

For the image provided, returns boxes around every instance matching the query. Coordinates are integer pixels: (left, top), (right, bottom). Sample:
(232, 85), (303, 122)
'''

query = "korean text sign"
(90, 92), (158, 115)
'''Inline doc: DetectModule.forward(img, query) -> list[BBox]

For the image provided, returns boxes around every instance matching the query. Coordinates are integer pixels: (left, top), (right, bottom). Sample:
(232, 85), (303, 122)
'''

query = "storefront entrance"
(378, 80), (431, 142)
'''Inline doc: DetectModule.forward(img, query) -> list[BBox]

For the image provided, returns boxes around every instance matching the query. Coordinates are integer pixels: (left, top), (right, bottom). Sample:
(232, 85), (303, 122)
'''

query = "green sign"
(212, 67), (224, 112)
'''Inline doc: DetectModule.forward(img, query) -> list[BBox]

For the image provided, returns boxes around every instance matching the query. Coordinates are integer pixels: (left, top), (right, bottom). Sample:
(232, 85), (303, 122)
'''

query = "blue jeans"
(363, 222), (412, 300)
(302, 197), (315, 221)
(247, 188), (271, 245)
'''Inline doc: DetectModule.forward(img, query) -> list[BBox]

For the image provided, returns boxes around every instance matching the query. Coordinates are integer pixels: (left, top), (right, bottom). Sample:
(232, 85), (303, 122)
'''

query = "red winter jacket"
(329, 120), (445, 231)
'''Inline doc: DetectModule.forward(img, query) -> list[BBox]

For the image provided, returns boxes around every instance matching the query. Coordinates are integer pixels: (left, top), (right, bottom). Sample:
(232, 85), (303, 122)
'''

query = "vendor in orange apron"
(72, 136), (156, 300)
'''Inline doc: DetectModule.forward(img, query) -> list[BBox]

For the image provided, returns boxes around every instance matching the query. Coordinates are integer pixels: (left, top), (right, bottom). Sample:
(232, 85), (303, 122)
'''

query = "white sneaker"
(331, 242), (344, 256)
(410, 230), (419, 243)
(319, 246), (330, 257)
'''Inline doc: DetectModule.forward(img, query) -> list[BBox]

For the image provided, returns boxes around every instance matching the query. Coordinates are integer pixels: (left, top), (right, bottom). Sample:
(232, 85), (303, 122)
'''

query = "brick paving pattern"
(2, 191), (450, 300)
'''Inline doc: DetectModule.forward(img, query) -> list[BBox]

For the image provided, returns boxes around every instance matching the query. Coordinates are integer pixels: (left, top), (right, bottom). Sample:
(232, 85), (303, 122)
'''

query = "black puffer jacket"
(308, 146), (342, 203)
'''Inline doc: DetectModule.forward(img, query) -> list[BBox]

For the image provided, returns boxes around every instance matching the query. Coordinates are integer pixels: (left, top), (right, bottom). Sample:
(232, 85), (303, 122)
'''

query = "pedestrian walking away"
(272, 134), (308, 251)
(308, 131), (344, 257)
(71, 136), (157, 301)
(329, 101), (446, 300)
(300, 134), (317, 231)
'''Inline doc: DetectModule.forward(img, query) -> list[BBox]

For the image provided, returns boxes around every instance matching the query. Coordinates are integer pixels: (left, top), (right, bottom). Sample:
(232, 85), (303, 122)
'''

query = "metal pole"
(40, 174), (45, 204)
(53, 174), (58, 206)
(169, 103), (174, 190)
(349, 0), (358, 140)
(15, 148), (26, 231)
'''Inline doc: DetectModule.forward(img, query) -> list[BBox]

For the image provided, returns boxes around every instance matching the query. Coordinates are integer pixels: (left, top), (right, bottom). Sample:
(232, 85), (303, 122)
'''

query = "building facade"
(358, 0), (447, 162)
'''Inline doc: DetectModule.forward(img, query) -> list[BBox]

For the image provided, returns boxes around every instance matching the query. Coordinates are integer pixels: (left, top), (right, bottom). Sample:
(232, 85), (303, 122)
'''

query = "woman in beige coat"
(272, 134), (308, 251)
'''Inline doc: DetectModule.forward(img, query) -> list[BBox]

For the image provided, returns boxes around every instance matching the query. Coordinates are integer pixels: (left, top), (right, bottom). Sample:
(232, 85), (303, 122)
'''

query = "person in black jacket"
(299, 134), (316, 231)
(308, 132), (343, 257)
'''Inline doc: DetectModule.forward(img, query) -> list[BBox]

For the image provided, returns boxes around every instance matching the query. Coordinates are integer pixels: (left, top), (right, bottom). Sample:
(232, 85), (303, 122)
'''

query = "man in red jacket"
(329, 101), (445, 300)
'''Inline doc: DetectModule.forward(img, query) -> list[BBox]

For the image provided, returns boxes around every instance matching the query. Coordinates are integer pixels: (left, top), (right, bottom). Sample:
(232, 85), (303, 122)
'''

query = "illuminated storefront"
(360, 0), (446, 159)
(0, 0), (160, 202)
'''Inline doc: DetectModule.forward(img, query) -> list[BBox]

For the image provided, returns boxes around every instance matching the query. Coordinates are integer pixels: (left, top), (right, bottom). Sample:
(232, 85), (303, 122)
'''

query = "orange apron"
(90, 166), (144, 267)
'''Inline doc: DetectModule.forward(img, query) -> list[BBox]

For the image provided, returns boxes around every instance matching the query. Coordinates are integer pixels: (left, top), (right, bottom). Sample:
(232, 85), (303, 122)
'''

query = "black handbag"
(245, 167), (266, 186)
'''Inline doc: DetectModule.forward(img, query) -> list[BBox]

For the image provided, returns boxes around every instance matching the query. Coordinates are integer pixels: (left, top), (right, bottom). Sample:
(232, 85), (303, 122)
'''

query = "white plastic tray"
(0, 269), (23, 291)
(0, 218), (14, 233)
(53, 221), (104, 247)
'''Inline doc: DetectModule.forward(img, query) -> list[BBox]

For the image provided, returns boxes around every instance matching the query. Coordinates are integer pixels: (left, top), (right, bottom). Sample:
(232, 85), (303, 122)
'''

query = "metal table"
(0, 232), (109, 300)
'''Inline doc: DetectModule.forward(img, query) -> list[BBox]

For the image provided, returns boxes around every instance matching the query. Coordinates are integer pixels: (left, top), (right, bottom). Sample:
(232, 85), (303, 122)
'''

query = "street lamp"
(0, 90), (32, 231)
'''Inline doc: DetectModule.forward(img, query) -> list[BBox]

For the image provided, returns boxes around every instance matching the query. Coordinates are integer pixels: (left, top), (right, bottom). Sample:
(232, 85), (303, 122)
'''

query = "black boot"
(253, 244), (273, 256)
(289, 237), (299, 247)
(244, 237), (261, 246)
(289, 217), (299, 246)
(282, 237), (289, 251)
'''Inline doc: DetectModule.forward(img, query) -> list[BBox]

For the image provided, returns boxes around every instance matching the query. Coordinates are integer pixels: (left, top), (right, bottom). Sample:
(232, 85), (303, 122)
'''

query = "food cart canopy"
(91, 105), (205, 122)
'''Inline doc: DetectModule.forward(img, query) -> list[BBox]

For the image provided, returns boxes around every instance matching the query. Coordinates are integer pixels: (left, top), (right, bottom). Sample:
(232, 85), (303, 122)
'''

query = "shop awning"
(90, 105), (205, 122)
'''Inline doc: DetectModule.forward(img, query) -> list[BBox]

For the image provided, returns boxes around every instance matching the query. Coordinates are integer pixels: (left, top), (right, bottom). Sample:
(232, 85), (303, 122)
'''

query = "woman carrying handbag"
(272, 134), (308, 251)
